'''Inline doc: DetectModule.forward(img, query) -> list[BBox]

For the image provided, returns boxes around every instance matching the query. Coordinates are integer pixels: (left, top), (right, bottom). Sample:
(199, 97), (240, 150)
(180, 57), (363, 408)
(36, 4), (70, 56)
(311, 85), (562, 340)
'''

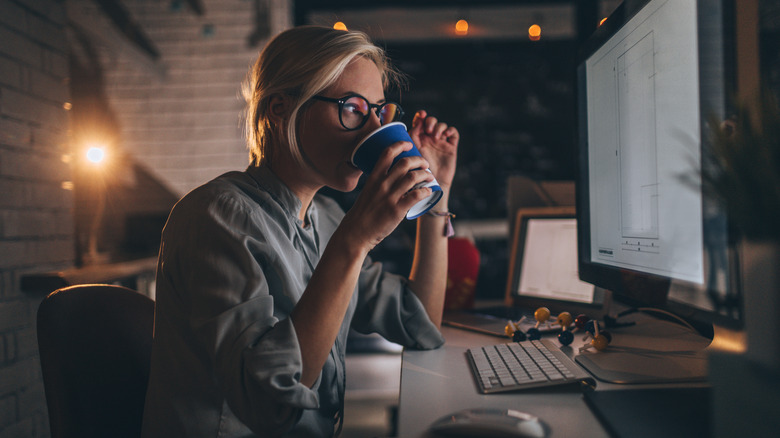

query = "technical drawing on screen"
(584, 0), (705, 286)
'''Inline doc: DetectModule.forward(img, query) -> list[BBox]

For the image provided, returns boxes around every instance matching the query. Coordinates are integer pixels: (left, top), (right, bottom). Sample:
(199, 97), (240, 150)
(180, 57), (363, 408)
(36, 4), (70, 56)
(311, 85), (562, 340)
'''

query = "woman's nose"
(365, 110), (382, 131)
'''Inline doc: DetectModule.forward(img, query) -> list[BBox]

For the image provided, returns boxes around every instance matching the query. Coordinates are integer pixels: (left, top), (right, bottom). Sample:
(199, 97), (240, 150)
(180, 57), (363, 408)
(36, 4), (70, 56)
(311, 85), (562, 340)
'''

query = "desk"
(398, 325), (611, 437)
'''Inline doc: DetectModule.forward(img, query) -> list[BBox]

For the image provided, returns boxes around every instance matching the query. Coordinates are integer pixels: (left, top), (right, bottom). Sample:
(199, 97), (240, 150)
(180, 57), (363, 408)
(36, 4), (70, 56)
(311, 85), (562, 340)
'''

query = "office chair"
(37, 284), (154, 438)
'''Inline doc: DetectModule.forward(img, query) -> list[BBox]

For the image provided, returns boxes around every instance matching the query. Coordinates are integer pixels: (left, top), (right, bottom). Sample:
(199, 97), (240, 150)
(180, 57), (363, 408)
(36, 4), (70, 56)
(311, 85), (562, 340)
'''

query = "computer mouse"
(428, 408), (549, 438)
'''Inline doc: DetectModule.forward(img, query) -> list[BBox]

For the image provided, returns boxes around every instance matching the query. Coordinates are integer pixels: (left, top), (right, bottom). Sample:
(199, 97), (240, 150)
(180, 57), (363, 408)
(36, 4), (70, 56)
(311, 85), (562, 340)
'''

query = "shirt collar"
(245, 164), (305, 224)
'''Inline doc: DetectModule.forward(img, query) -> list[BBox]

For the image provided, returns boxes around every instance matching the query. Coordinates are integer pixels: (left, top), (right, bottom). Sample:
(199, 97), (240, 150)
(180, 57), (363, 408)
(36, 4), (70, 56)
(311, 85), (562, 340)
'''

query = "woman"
(142, 25), (459, 437)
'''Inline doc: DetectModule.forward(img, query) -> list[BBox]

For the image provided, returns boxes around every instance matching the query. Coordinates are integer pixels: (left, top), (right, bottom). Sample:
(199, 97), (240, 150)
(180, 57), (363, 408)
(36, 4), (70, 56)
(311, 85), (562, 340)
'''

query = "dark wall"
(388, 39), (578, 220)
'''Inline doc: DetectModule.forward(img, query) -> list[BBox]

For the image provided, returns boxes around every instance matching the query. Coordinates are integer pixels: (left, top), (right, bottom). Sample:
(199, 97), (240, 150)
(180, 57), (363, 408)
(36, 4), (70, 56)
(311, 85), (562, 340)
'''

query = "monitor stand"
(574, 313), (712, 384)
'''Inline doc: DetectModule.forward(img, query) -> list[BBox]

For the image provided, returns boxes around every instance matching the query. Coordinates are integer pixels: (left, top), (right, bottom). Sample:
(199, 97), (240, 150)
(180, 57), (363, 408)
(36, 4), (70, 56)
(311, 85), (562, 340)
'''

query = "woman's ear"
(267, 93), (291, 124)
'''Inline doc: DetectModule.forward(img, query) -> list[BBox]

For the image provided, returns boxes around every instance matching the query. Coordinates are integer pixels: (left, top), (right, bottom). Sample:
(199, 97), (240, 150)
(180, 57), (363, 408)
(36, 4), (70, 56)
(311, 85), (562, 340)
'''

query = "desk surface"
(398, 325), (610, 437)
(397, 322), (711, 437)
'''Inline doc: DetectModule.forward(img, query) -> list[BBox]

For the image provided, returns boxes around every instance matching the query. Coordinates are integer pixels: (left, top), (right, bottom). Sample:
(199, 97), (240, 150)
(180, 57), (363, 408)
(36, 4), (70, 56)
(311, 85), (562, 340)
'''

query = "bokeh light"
(528, 24), (541, 41)
(455, 19), (469, 35)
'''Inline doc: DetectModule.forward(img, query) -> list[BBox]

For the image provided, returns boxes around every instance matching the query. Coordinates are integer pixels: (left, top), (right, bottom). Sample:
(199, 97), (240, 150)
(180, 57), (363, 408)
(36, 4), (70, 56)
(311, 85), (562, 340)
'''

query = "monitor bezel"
(574, 0), (742, 333)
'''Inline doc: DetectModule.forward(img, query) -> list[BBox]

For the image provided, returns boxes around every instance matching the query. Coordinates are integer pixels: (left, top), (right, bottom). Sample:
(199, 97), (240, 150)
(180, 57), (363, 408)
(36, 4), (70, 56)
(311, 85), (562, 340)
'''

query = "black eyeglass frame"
(311, 94), (404, 131)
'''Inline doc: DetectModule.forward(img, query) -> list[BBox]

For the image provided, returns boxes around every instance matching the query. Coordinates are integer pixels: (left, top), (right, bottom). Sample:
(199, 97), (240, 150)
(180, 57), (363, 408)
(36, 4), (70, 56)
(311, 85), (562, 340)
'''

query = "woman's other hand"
(408, 110), (459, 190)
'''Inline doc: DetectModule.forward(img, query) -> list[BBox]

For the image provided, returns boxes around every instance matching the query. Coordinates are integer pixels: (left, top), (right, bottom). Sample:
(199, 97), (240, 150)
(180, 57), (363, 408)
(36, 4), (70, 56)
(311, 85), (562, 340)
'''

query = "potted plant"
(701, 92), (780, 243)
(702, 91), (780, 371)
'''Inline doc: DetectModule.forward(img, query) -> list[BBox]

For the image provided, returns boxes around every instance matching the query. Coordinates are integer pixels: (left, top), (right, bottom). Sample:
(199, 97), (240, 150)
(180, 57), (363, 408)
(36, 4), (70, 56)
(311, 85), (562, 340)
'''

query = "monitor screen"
(576, 0), (740, 335)
(518, 218), (594, 304)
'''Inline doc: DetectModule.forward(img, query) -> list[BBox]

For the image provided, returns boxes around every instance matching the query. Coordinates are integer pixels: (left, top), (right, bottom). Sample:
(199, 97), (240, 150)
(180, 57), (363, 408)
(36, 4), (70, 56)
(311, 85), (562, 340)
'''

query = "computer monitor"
(575, 0), (743, 362)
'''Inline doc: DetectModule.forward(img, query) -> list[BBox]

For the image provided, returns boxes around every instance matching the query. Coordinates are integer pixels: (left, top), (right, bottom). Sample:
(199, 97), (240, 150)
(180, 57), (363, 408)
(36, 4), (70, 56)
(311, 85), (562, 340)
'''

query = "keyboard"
(466, 339), (595, 393)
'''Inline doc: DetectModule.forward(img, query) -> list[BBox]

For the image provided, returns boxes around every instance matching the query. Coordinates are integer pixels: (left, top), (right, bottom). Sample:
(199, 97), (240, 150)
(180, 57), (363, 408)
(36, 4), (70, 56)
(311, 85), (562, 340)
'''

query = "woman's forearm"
(408, 193), (450, 328)
(290, 228), (369, 387)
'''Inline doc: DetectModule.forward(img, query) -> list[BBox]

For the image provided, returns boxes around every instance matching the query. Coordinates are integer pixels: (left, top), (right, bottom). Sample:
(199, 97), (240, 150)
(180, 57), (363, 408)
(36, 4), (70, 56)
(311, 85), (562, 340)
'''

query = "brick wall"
(0, 0), (72, 436)
(0, 1), (292, 435)
(90, 0), (292, 197)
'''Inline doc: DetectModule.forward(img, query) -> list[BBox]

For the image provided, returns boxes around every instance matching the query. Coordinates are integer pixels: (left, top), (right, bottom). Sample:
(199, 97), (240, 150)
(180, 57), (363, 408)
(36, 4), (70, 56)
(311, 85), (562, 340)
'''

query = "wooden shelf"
(21, 257), (157, 294)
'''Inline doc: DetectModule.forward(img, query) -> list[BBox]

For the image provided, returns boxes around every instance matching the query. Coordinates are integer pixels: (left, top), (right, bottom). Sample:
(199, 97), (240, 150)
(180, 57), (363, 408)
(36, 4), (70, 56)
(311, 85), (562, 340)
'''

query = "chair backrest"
(37, 284), (154, 438)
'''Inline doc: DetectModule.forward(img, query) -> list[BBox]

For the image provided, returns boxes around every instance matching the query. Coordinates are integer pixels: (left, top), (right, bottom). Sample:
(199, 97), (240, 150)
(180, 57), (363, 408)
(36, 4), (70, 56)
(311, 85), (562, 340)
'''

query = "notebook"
(443, 207), (606, 337)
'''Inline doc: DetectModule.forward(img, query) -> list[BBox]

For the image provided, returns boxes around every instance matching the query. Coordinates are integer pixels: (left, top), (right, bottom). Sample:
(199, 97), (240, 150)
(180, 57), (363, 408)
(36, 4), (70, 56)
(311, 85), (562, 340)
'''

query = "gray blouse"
(141, 165), (444, 438)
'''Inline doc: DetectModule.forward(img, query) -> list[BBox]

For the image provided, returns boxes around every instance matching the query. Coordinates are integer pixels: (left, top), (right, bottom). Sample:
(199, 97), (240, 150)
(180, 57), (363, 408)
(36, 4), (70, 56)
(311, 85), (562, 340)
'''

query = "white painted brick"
(124, 106), (243, 128)
(144, 151), (247, 171)
(0, 57), (23, 90)
(0, 1), (27, 34)
(148, 52), (255, 70)
(0, 238), (72, 269)
(0, 394), (16, 429)
(0, 180), (27, 209)
(0, 300), (29, 332)
(123, 124), (243, 144)
(0, 417), (35, 438)
(164, 66), (250, 85)
(0, 87), (65, 125)
(1, 210), (72, 239)
(158, 39), (255, 57)
(26, 69), (68, 103)
(0, 119), (32, 149)
(109, 81), (241, 100)
(0, 241), (28, 270)
(18, 0), (62, 20)
(0, 179), (70, 210)
(30, 123), (70, 151)
(0, 4), (69, 438)
(41, 0), (66, 25)
(118, 109), (241, 129)
(0, 271), (15, 300)
(40, 46), (67, 77)
(146, 22), (255, 43)
(117, 97), (243, 119)
(141, 139), (244, 159)
(93, 0), (291, 202)
(3, 332), (16, 364)
(26, 12), (67, 53)
(0, 148), (66, 182)
(0, 27), (42, 68)
(15, 328), (37, 361)
(17, 383), (46, 428)
(33, 237), (74, 266)
(29, 182), (72, 211)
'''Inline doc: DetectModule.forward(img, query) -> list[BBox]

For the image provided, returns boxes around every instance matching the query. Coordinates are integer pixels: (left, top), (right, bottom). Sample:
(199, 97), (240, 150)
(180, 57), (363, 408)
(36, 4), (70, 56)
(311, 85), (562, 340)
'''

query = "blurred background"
(2, 0), (779, 436)
(64, 0), (628, 294)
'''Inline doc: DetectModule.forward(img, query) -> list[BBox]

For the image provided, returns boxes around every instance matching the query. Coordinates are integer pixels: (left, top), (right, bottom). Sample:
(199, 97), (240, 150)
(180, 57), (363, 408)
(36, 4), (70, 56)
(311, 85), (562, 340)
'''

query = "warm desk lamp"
(80, 143), (110, 265)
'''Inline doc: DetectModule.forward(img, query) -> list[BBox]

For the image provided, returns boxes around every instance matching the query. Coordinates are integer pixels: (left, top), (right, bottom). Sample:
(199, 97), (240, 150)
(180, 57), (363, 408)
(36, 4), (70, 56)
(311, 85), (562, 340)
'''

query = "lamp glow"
(86, 147), (106, 164)
(333, 22), (347, 31)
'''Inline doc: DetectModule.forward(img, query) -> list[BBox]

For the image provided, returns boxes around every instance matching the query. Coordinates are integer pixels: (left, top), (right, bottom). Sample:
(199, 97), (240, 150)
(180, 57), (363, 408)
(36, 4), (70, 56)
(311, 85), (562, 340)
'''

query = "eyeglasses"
(311, 94), (404, 131)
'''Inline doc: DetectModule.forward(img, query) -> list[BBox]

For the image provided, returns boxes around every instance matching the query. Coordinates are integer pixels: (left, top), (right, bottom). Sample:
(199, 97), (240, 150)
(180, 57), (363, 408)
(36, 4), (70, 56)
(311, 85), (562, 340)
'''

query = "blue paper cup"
(351, 122), (443, 219)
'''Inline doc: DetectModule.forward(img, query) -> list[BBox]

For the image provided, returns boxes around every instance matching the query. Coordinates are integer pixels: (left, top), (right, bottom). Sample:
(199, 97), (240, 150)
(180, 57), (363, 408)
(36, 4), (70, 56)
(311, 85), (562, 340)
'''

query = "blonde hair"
(243, 25), (405, 166)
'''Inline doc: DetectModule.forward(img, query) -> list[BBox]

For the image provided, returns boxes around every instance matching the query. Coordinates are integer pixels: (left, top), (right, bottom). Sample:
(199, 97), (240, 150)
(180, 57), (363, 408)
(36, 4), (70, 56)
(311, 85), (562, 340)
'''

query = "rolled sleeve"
(200, 299), (320, 434)
(351, 257), (444, 350)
